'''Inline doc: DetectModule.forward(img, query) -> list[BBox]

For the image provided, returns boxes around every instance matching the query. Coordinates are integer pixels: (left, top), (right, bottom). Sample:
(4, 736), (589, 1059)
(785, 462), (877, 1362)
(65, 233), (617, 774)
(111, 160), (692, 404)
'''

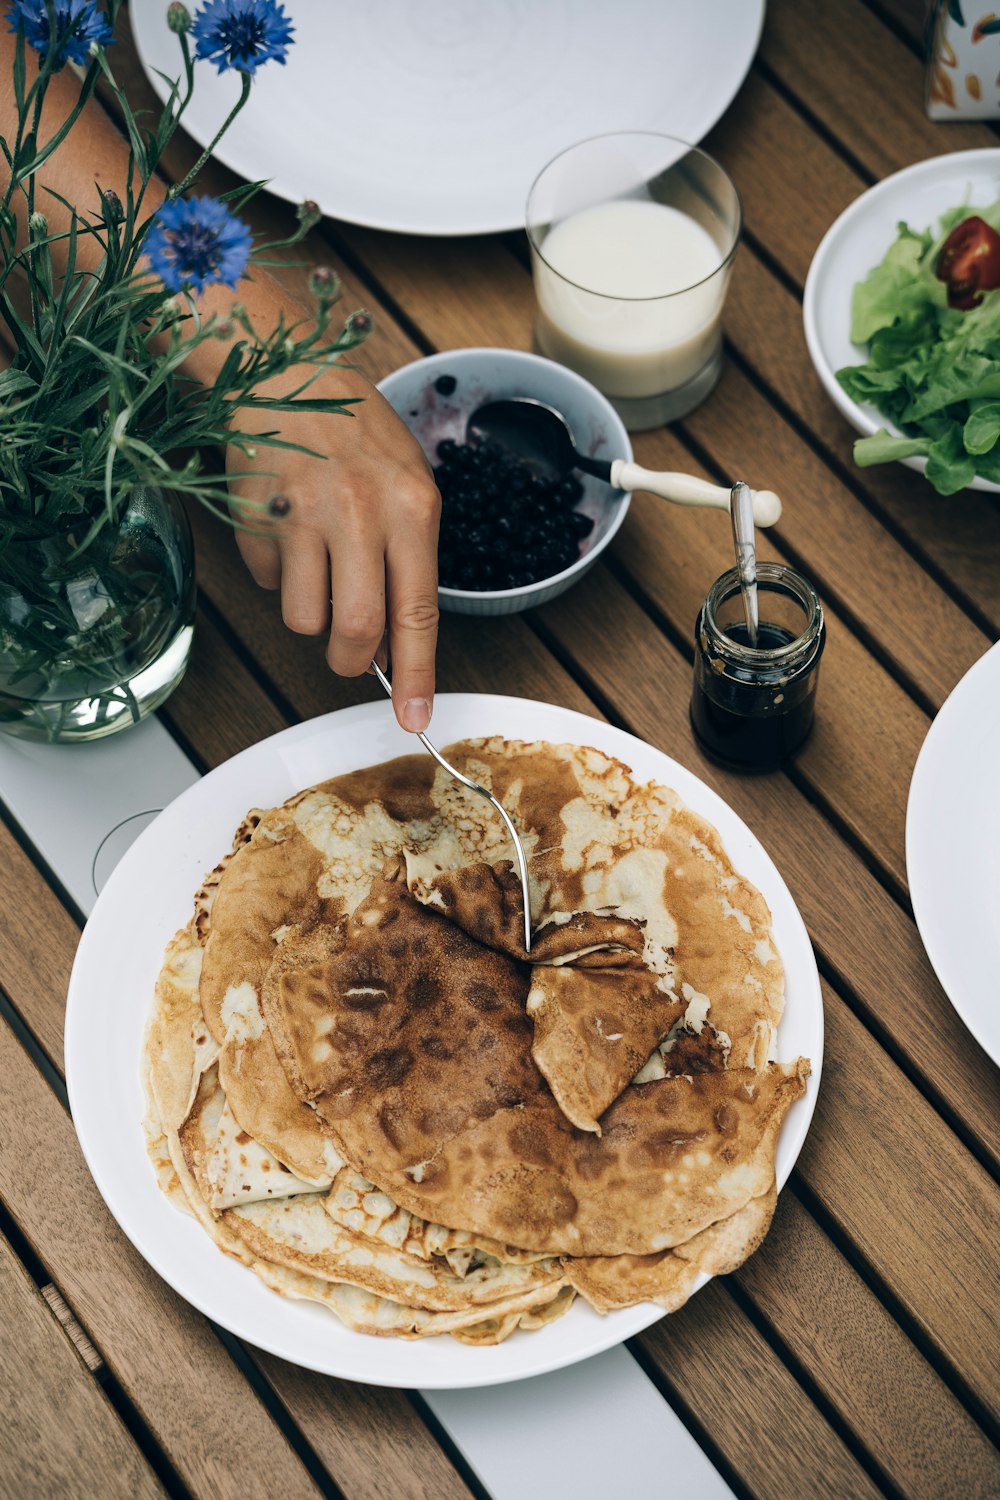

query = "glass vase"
(0, 486), (196, 743)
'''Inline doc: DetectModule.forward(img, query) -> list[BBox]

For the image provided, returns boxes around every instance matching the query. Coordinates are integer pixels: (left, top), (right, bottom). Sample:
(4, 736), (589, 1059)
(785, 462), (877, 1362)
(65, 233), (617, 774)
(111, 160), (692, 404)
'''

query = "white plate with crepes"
(66, 697), (822, 1388)
(131, 0), (764, 236)
(803, 148), (1000, 493)
(906, 642), (1000, 1067)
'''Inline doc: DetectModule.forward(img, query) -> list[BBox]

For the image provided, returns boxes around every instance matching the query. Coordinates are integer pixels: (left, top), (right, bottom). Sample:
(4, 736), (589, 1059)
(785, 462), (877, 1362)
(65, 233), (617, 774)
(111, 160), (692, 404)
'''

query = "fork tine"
(370, 661), (533, 952)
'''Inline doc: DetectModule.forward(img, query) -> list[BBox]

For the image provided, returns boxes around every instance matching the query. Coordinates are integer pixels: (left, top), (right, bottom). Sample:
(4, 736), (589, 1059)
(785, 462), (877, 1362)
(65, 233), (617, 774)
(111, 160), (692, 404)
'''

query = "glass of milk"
(526, 133), (741, 430)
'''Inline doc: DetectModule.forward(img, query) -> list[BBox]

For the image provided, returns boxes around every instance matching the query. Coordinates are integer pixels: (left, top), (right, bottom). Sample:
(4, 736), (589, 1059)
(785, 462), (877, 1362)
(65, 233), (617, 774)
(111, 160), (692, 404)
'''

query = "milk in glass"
(533, 200), (727, 400)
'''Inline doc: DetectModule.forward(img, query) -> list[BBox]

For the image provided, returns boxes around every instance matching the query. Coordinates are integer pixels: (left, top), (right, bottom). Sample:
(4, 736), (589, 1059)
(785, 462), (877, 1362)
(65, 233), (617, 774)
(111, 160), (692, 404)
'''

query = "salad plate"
(906, 642), (1000, 1068)
(132, 0), (763, 236)
(65, 696), (822, 1389)
(803, 149), (1000, 493)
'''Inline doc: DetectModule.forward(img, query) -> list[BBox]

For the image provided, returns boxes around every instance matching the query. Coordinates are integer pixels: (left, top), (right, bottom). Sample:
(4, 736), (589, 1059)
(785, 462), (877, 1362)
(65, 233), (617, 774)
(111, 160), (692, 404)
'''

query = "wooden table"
(2, 3), (999, 1496)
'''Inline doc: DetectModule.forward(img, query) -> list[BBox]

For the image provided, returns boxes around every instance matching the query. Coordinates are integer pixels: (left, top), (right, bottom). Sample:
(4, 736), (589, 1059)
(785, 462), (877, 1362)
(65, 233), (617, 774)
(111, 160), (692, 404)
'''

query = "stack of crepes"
(143, 738), (809, 1345)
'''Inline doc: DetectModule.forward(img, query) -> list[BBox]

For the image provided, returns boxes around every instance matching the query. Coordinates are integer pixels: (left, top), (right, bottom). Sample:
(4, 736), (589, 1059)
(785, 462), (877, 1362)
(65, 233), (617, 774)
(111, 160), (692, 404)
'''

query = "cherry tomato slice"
(936, 215), (1000, 309)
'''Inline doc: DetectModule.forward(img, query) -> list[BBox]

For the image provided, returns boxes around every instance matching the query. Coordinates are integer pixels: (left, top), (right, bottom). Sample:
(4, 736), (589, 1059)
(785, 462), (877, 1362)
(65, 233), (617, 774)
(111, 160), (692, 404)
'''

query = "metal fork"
(370, 660), (532, 952)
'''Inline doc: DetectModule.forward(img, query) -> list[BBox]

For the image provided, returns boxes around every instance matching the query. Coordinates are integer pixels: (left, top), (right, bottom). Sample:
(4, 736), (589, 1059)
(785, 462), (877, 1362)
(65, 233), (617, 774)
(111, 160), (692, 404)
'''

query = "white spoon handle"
(609, 460), (782, 527)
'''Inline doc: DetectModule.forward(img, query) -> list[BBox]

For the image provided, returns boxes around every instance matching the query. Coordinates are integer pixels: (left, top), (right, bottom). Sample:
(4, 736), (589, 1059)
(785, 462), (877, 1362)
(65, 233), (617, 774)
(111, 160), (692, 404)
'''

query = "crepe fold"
(144, 737), (808, 1343)
(145, 923), (573, 1342)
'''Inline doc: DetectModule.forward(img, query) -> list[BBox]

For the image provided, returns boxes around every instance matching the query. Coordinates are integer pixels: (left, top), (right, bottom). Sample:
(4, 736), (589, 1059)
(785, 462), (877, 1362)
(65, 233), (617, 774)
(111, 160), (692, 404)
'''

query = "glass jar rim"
(525, 131), (743, 303)
(702, 562), (824, 667)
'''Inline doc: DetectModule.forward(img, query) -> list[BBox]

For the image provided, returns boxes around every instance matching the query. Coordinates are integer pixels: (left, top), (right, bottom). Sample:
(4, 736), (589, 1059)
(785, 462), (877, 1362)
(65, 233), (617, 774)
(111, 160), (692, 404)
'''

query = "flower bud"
(212, 317), (234, 339)
(28, 211), (48, 237)
(297, 199), (321, 230)
(308, 264), (340, 303)
(101, 188), (124, 224)
(344, 309), (373, 341)
(167, 2), (192, 33)
(268, 493), (292, 518)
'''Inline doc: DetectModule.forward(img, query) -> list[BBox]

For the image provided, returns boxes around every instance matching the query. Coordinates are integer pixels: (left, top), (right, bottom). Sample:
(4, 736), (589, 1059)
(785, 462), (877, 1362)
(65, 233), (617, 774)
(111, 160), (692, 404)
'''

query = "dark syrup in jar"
(690, 619), (820, 771)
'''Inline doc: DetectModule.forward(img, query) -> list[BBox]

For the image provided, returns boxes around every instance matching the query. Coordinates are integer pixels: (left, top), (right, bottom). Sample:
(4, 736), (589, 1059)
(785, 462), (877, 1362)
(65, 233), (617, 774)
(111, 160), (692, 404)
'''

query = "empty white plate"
(131, 0), (764, 235)
(907, 642), (1000, 1067)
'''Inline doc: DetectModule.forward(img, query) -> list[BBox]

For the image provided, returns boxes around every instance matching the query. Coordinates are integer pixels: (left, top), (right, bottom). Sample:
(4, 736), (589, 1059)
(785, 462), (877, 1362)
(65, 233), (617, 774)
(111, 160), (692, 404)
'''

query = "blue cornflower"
(145, 196), (252, 295)
(190, 0), (293, 76)
(6, 0), (114, 69)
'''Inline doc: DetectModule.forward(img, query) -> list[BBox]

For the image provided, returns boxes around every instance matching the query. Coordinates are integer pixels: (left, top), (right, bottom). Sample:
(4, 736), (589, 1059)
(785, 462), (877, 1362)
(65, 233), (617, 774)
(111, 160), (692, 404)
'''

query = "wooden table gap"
(753, 57), (880, 188)
(863, 0), (925, 55)
(720, 1275), (906, 1500)
(791, 1172), (1000, 1448)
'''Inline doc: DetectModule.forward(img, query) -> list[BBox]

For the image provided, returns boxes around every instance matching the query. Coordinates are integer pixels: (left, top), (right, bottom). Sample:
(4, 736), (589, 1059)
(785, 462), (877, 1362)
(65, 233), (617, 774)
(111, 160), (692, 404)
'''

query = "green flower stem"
(169, 72), (252, 202)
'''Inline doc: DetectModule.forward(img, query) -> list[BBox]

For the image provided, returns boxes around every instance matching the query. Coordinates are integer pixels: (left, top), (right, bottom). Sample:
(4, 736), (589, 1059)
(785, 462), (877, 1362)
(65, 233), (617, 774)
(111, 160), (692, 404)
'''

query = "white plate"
(906, 643), (1000, 1067)
(131, 0), (763, 236)
(803, 148), (1000, 493)
(66, 697), (822, 1389)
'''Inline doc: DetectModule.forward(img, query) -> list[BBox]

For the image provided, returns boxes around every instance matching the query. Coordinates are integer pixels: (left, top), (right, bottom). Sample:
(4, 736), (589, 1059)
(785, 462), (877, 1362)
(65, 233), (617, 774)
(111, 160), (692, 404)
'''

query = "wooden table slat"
(0, 1017), (331, 1498)
(0, 817), (79, 1070)
(736, 1191), (1000, 1499)
(0, 1228), (166, 1500)
(870, 0), (924, 50)
(637, 1277), (885, 1500)
(253, 1356), (475, 1500)
(761, 0), (997, 183)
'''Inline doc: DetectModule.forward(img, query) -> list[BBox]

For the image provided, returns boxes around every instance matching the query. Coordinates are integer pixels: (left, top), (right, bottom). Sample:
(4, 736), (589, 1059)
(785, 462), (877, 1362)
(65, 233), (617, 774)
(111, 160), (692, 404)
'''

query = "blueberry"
(433, 437), (596, 591)
(558, 477), (584, 504)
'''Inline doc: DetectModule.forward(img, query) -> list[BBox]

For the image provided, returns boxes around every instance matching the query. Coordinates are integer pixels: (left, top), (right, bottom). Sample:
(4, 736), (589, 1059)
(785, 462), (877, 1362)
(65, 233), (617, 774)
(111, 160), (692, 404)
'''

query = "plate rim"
(130, 1), (765, 237)
(802, 146), (1000, 495)
(66, 693), (823, 1388)
(905, 641), (1000, 1067)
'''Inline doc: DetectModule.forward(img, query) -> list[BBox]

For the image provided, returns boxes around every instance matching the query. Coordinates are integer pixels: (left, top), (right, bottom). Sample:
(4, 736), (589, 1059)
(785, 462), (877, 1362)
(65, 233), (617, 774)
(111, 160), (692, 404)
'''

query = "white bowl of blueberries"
(378, 348), (633, 615)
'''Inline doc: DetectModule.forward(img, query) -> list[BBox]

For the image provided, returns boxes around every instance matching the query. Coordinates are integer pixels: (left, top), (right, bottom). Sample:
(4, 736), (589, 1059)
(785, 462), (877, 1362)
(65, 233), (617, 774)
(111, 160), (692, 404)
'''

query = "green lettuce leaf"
(848, 224), (936, 344)
(835, 197), (1000, 494)
(962, 400), (1000, 454)
(853, 429), (931, 467)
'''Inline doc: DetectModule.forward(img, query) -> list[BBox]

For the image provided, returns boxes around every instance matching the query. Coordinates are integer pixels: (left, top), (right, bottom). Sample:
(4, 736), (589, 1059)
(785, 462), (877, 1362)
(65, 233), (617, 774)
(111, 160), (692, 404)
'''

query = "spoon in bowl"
(467, 397), (782, 527)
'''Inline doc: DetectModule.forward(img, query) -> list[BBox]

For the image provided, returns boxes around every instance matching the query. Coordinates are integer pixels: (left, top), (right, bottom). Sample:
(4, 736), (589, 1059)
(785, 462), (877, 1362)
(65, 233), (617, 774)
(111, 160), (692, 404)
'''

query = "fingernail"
(402, 697), (431, 733)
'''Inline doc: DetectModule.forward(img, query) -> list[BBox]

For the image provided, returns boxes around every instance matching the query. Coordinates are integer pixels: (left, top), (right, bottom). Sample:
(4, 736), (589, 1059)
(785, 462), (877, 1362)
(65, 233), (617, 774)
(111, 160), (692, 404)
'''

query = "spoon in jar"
(730, 479), (759, 646)
(466, 397), (782, 527)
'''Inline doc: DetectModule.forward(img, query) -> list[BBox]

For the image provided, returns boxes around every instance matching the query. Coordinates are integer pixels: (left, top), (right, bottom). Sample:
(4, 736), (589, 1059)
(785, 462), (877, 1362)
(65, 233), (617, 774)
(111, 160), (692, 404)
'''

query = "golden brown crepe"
(563, 1186), (778, 1312)
(143, 737), (806, 1343)
(266, 857), (806, 1255)
(147, 917), (574, 1343)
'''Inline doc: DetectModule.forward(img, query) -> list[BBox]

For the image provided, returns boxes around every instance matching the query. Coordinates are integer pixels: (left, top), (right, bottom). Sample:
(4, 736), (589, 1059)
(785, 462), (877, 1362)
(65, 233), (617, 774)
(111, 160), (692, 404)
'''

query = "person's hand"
(227, 363), (441, 733)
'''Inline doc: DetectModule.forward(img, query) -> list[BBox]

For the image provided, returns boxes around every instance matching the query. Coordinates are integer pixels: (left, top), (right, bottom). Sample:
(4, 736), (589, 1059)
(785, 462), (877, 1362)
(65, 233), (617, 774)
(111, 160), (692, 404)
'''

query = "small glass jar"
(691, 562), (825, 772)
